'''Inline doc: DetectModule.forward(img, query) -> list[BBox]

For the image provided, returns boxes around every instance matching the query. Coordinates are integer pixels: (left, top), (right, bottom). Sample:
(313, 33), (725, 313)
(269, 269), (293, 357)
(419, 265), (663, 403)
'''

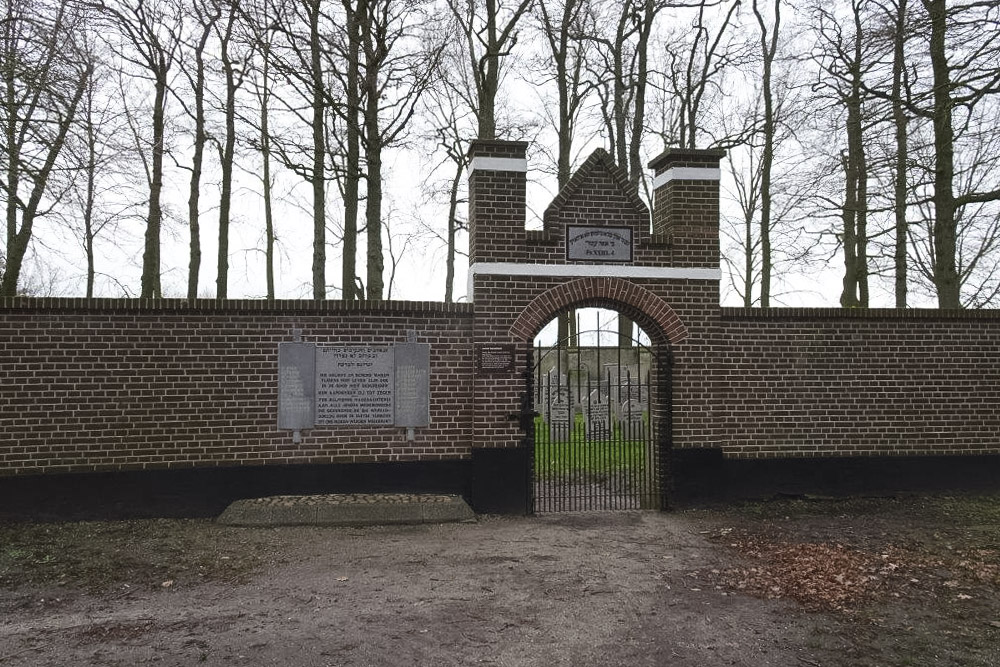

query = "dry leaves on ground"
(697, 532), (907, 612)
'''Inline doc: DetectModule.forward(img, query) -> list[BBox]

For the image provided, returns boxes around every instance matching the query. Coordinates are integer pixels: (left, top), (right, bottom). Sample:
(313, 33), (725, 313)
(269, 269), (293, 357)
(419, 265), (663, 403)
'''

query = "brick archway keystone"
(509, 277), (688, 345)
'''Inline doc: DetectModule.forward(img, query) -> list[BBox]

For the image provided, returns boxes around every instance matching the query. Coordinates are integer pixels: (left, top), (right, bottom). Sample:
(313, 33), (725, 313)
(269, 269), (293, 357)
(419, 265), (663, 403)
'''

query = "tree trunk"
(140, 72), (167, 299)
(753, 0), (780, 308)
(923, 0), (959, 308)
(217, 13), (237, 300)
(261, 42), (275, 301)
(187, 45), (207, 300)
(341, 0), (362, 301)
(365, 74), (384, 301)
(444, 161), (462, 303)
(308, 0), (326, 300)
(84, 82), (97, 298)
(891, 0), (909, 308)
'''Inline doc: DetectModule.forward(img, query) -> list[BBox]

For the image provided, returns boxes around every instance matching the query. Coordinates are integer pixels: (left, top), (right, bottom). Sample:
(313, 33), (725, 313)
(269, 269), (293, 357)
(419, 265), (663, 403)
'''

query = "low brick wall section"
(0, 298), (474, 477)
(715, 308), (1000, 458)
(5, 299), (1000, 479)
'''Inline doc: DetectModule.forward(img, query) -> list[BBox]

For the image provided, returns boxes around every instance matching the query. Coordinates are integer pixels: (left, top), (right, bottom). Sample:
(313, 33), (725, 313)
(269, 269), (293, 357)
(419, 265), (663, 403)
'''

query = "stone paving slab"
(216, 493), (476, 527)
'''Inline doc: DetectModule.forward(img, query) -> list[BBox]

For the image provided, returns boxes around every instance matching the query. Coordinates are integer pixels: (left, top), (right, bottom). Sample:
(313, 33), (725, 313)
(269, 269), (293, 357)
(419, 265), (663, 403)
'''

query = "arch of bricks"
(508, 276), (688, 346)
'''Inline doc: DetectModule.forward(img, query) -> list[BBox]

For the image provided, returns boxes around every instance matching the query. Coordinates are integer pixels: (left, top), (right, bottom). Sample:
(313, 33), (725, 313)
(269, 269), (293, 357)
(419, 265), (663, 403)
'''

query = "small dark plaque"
(477, 344), (516, 374)
(566, 225), (633, 262)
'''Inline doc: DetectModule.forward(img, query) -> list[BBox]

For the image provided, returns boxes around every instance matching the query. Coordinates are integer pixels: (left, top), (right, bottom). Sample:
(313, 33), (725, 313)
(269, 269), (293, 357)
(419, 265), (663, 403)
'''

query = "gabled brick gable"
(542, 149), (649, 231)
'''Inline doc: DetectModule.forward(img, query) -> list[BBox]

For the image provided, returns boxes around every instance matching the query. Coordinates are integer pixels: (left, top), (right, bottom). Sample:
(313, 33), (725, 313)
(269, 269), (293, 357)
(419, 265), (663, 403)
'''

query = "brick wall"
(713, 308), (1000, 458)
(0, 299), (474, 477)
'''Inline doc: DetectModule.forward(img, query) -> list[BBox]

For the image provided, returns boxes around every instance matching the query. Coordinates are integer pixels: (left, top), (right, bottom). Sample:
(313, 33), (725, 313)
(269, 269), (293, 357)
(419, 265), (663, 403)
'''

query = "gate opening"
(529, 308), (661, 513)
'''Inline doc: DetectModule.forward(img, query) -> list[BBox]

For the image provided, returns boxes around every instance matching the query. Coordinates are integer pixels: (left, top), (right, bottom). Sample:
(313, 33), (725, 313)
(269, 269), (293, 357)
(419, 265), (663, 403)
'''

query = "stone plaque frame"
(394, 343), (431, 427)
(277, 342), (316, 430)
(566, 225), (633, 262)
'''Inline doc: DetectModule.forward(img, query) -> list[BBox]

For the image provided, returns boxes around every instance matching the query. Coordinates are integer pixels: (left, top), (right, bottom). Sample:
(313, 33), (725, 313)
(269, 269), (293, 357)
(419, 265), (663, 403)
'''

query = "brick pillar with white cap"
(647, 149), (725, 268)
(467, 140), (529, 265)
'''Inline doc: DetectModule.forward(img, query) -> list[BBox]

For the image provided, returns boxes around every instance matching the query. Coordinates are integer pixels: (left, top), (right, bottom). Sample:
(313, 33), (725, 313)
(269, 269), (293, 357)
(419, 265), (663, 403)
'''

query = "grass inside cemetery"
(533, 416), (651, 479)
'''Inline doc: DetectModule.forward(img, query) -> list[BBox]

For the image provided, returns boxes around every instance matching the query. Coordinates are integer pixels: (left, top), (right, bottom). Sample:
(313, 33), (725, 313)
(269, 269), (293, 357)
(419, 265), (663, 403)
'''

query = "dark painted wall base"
(671, 449), (1000, 506)
(0, 461), (472, 522)
(471, 447), (531, 515)
(5, 450), (997, 521)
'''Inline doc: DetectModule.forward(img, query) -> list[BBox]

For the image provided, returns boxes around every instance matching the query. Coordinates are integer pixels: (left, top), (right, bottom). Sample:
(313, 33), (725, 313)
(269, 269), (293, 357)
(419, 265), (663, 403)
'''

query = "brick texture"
(0, 299), (474, 476)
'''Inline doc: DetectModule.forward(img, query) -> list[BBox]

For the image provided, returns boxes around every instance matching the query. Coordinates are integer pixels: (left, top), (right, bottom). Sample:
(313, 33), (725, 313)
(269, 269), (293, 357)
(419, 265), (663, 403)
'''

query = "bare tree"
(918, 0), (1000, 307)
(657, 0), (745, 150)
(211, 0), (255, 299)
(751, 0), (781, 307)
(810, 0), (879, 307)
(1, 0), (91, 296)
(356, 0), (444, 301)
(446, 0), (535, 140)
(89, 0), (184, 299)
(175, 0), (220, 299)
(265, 0), (342, 299)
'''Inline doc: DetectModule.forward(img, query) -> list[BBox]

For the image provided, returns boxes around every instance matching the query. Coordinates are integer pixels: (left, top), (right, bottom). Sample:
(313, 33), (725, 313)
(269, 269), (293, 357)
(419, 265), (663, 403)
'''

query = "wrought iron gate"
(529, 327), (661, 513)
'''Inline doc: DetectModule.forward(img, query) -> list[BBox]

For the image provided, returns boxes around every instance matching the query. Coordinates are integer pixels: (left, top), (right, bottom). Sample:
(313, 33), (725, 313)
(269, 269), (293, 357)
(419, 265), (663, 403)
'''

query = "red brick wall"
(713, 308), (1000, 458)
(0, 299), (474, 477)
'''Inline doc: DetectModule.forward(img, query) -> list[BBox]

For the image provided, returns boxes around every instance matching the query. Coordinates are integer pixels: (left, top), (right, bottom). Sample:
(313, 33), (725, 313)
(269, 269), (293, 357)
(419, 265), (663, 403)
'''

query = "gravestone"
(584, 390), (612, 439)
(548, 399), (572, 440)
(621, 398), (646, 438)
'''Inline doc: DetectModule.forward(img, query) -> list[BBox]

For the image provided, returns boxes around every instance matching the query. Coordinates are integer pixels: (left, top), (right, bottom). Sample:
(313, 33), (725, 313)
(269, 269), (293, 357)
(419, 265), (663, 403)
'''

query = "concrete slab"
(217, 493), (476, 527)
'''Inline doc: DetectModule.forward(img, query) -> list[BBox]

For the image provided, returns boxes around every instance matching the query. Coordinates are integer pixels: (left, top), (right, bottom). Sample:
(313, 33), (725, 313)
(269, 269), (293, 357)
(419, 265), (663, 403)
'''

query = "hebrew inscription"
(566, 225), (633, 262)
(315, 347), (395, 426)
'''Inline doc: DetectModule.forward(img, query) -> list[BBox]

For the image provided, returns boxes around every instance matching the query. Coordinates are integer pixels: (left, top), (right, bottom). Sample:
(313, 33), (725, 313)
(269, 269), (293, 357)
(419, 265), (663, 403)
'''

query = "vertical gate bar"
(607, 368), (613, 510)
(636, 344), (643, 507)
(647, 363), (654, 507)
(575, 323), (582, 511)
(556, 331), (563, 512)
(626, 368), (633, 511)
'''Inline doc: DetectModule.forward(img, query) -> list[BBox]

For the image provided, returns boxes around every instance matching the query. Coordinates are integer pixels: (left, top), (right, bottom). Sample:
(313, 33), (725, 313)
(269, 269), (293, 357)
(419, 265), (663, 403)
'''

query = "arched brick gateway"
(508, 276), (689, 346)
(467, 141), (723, 513)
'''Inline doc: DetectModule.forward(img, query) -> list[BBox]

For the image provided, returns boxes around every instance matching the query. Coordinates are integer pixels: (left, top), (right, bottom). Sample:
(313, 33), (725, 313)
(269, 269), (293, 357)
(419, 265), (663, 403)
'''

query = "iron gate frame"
(520, 317), (673, 513)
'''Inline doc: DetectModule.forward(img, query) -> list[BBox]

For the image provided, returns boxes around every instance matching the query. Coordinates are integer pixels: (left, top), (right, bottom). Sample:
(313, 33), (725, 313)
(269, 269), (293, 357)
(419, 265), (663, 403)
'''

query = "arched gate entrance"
(524, 311), (672, 513)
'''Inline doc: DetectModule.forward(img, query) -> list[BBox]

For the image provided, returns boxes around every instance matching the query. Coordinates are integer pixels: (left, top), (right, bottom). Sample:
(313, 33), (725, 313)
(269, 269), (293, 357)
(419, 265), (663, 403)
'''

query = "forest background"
(3, 0), (1000, 310)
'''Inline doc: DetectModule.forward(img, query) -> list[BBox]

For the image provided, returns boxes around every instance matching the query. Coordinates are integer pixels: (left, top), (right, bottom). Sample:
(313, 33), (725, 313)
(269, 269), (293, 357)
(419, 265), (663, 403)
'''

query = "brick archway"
(508, 276), (688, 345)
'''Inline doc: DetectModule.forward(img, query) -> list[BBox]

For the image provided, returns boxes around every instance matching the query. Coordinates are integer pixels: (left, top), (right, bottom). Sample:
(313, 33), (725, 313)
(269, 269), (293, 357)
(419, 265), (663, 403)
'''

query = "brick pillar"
(467, 140), (528, 265)
(647, 148), (725, 268)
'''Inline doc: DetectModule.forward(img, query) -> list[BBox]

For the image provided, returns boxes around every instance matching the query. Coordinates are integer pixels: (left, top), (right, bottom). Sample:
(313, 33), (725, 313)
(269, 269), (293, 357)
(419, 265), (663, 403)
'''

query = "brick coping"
(0, 297), (473, 315)
(721, 307), (1000, 321)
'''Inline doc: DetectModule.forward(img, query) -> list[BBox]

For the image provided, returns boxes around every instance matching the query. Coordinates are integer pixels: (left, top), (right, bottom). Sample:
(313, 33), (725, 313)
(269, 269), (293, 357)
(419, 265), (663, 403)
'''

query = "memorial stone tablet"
(315, 346), (395, 425)
(278, 343), (316, 430)
(566, 225), (633, 262)
(394, 343), (430, 427)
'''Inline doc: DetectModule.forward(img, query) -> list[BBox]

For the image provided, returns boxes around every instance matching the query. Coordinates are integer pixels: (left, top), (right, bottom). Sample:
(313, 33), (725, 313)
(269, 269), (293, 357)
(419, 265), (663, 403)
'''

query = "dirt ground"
(1, 494), (999, 667)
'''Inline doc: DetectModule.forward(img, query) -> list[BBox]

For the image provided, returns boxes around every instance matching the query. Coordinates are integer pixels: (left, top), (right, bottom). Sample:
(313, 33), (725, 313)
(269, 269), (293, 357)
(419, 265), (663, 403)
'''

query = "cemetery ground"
(1, 494), (999, 666)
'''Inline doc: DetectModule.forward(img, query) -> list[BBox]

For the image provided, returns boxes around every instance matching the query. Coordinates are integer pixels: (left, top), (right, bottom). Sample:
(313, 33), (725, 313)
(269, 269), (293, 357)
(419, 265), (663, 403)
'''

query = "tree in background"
(446, 0), (535, 140)
(1, 0), (91, 296)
